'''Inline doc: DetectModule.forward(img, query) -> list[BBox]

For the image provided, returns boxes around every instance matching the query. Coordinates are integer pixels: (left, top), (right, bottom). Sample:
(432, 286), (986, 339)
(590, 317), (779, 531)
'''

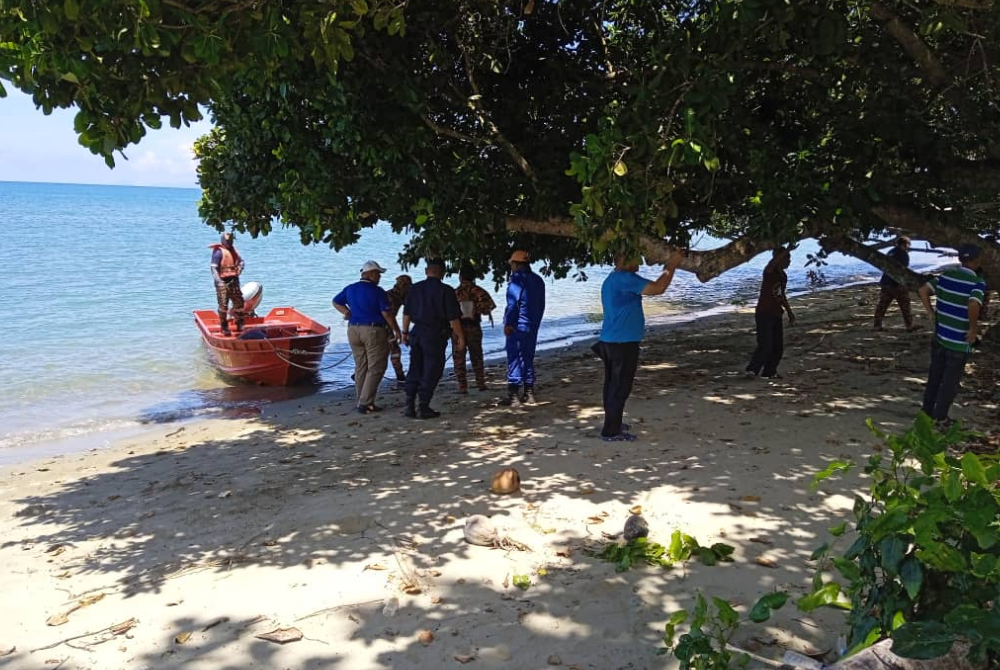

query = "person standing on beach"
(210, 231), (245, 337)
(501, 250), (546, 406)
(745, 247), (795, 379)
(401, 258), (464, 419)
(874, 236), (918, 332)
(917, 244), (986, 426)
(385, 274), (413, 387)
(593, 250), (686, 442)
(453, 263), (497, 393)
(333, 261), (401, 415)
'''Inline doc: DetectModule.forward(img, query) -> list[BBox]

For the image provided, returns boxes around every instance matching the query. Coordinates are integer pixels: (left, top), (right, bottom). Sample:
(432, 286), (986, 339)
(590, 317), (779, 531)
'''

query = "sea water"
(0, 180), (936, 459)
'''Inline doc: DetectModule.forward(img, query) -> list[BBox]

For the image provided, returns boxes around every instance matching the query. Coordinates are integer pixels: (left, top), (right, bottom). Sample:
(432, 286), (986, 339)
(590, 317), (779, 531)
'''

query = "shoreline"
(0, 276), (889, 469)
(1, 282), (996, 670)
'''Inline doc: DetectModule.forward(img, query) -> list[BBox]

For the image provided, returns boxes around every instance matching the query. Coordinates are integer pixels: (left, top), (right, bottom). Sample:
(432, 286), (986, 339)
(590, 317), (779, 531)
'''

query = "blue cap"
(958, 244), (981, 261)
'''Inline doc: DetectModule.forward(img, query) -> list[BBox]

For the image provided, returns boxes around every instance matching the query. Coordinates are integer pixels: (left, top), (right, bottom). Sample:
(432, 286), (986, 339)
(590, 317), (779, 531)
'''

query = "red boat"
(194, 307), (331, 386)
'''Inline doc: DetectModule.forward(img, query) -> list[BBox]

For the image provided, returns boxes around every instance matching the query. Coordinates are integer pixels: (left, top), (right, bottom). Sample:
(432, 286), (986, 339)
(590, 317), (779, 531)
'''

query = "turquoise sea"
(0, 180), (939, 462)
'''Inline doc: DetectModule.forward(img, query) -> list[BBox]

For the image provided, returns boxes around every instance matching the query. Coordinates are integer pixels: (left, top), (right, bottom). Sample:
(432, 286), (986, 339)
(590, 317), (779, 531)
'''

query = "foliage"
(806, 414), (1000, 662)
(592, 532), (734, 572)
(511, 574), (530, 591)
(3, 1), (999, 275)
(658, 591), (789, 669)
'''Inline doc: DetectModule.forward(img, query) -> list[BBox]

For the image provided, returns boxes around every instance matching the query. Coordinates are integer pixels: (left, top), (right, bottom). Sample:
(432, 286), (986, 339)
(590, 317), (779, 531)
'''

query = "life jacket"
(209, 244), (242, 278)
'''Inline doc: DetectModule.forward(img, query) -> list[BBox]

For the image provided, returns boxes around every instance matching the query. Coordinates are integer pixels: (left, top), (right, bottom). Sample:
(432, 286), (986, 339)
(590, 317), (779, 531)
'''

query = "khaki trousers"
(347, 325), (390, 407)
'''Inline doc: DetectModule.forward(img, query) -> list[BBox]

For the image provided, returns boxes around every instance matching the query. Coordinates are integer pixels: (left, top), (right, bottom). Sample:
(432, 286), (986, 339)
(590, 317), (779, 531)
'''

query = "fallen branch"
(31, 618), (138, 653)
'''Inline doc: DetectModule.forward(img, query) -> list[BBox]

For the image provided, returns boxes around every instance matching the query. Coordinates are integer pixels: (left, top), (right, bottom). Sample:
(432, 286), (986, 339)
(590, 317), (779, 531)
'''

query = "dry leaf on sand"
(454, 654), (475, 663)
(174, 632), (193, 644)
(629, 505), (643, 515)
(754, 556), (778, 569)
(46, 593), (106, 626)
(417, 630), (434, 646)
(364, 563), (388, 571)
(255, 627), (303, 644)
(0, 647), (14, 657)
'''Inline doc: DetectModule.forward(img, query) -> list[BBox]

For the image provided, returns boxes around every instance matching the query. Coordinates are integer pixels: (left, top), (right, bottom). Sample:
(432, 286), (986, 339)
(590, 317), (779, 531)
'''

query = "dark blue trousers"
(405, 329), (448, 406)
(506, 329), (539, 387)
(922, 339), (969, 421)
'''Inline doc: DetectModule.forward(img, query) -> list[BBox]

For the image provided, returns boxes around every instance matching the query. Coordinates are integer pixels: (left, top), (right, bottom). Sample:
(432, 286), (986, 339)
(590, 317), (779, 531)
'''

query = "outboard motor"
(241, 281), (263, 318)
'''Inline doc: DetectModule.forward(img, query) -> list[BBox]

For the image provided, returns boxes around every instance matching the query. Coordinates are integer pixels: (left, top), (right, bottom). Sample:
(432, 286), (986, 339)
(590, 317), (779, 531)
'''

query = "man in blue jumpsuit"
(501, 250), (546, 406)
(401, 258), (465, 419)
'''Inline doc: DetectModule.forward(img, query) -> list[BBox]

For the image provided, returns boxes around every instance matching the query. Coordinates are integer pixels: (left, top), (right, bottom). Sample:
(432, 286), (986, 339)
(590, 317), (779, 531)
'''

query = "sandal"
(601, 432), (637, 442)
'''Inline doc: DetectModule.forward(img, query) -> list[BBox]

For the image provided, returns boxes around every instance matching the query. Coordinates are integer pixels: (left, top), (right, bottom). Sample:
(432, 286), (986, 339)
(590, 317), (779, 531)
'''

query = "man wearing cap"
(917, 244), (986, 426)
(209, 231), (245, 337)
(874, 236), (919, 332)
(501, 250), (546, 406)
(401, 258), (465, 419)
(593, 250), (685, 441)
(453, 263), (497, 393)
(385, 274), (413, 386)
(333, 261), (401, 414)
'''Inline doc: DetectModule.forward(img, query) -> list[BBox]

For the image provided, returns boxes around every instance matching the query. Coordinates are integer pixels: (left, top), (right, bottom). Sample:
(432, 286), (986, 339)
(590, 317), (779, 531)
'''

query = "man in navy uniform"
(501, 250), (546, 406)
(401, 258), (465, 419)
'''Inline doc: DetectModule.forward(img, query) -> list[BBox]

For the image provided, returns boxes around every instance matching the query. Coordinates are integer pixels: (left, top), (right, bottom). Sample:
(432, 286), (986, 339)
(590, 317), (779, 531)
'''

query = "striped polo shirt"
(928, 267), (986, 352)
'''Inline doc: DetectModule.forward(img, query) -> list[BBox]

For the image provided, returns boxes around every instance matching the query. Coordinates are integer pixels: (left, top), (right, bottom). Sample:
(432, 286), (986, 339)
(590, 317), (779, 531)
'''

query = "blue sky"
(0, 88), (212, 188)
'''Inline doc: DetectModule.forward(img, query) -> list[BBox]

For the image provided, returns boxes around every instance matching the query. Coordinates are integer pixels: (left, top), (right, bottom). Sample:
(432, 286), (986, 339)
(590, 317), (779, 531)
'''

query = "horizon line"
(0, 178), (200, 191)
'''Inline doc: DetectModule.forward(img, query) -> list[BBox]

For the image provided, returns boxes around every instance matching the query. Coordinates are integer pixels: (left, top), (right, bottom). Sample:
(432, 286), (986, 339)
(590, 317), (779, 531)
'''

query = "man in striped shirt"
(917, 244), (986, 424)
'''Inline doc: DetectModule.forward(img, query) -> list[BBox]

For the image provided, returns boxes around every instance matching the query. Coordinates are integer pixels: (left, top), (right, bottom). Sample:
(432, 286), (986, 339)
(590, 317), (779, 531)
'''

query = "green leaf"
(797, 582), (849, 612)
(828, 521), (848, 537)
(833, 557), (861, 583)
(961, 453), (988, 488)
(899, 556), (923, 600)
(811, 460), (852, 490)
(941, 469), (962, 502)
(64, 0), (80, 21)
(891, 622), (955, 659)
(663, 610), (688, 647)
(879, 536), (907, 576)
(749, 592), (788, 623)
(512, 574), (530, 590)
(809, 542), (830, 561)
(712, 597), (739, 628)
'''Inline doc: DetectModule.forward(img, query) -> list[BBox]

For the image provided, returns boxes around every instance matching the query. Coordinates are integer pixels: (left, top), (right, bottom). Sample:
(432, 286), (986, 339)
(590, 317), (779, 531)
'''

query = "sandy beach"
(2, 284), (997, 670)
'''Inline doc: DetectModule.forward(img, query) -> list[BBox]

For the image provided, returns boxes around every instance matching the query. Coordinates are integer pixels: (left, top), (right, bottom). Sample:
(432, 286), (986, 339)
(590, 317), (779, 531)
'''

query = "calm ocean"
(0, 181), (931, 462)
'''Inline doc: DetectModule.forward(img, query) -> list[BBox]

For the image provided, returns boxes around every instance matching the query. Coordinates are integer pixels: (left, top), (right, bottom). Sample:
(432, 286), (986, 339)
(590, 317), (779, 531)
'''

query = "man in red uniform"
(210, 231), (245, 337)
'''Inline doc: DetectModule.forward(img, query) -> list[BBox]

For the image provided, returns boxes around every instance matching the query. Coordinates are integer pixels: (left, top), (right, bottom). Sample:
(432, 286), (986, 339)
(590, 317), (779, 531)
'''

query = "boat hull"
(194, 307), (331, 386)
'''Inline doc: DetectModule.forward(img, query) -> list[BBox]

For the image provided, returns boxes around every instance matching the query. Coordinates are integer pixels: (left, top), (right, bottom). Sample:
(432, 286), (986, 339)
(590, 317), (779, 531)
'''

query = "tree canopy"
(2, 0), (998, 283)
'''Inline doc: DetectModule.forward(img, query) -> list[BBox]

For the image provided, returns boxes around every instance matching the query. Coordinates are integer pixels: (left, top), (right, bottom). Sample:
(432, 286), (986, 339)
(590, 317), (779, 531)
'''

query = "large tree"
(2, 0), (998, 285)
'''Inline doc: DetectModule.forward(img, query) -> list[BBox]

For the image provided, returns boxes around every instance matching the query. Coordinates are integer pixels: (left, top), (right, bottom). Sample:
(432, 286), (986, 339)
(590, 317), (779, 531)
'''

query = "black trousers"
(746, 313), (784, 377)
(922, 339), (969, 421)
(405, 329), (448, 406)
(593, 341), (640, 438)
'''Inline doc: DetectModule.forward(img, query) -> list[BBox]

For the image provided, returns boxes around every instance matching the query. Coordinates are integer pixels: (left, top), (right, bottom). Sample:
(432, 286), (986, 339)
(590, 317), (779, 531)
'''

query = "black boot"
(404, 396), (417, 418)
(234, 315), (244, 334)
(418, 404), (441, 419)
(498, 384), (522, 407)
(218, 310), (231, 336)
(522, 386), (537, 405)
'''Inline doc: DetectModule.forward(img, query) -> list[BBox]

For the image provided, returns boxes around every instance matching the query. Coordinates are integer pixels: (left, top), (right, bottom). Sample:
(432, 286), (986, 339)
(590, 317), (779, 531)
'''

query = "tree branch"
(818, 234), (928, 290)
(459, 42), (540, 191)
(505, 216), (778, 282)
(870, 2), (951, 88)
(932, 0), (993, 8)
(421, 115), (485, 145)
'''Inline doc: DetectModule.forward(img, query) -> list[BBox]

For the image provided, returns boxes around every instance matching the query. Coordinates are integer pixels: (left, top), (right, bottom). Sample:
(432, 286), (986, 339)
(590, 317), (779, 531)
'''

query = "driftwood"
(828, 640), (984, 670)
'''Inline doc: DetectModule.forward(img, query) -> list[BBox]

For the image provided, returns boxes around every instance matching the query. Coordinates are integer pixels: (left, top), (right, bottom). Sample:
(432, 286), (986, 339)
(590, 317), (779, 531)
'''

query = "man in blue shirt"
(333, 261), (401, 414)
(401, 258), (465, 419)
(592, 251), (685, 441)
(501, 250), (546, 406)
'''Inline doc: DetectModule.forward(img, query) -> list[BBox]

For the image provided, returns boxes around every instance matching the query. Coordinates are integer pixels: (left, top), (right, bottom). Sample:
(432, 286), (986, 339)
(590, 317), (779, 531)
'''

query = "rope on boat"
(201, 331), (355, 373)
